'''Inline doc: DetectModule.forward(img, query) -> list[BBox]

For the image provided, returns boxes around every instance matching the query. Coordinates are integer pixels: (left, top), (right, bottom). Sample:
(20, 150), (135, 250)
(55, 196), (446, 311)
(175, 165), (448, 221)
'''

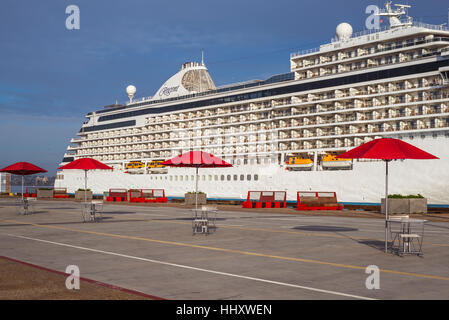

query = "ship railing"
(291, 34), (449, 61)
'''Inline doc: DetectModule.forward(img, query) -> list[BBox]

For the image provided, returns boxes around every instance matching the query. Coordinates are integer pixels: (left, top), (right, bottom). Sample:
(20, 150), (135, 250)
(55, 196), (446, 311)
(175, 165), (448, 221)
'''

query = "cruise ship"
(56, 3), (449, 205)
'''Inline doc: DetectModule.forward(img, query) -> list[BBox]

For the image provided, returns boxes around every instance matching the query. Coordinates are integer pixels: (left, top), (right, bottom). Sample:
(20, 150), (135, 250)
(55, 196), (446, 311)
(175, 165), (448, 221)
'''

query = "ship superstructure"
(57, 3), (449, 204)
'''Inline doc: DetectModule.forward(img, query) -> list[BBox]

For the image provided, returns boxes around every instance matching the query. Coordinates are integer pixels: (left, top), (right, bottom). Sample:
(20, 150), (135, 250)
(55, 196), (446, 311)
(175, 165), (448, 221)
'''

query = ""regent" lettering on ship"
(159, 86), (180, 96)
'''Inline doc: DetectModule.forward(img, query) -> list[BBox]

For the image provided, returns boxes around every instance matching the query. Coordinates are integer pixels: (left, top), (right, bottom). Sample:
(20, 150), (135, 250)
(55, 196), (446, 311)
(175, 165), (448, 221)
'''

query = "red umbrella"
(58, 158), (113, 202)
(0, 162), (47, 201)
(162, 151), (232, 209)
(337, 138), (438, 252)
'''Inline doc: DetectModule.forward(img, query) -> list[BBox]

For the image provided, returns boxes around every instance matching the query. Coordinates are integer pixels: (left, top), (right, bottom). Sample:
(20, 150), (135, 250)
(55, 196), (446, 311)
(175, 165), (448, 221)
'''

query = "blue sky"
(0, 0), (448, 175)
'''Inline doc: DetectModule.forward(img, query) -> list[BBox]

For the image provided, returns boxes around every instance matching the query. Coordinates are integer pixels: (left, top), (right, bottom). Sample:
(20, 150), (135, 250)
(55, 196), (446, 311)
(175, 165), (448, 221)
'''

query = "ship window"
(220, 175), (225, 181)
(174, 175), (178, 181)
(191, 175), (194, 181)
(214, 175), (218, 181)
(254, 174), (259, 181)
(169, 176), (172, 181)
(202, 175), (206, 181)
(227, 175), (231, 181)
(244, 159), (248, 165)
(233, 175), (238, 181)
(247, 175), (252, 181)
(180, 176), (183, 181)
(208, 175), (212, 181)
(185, 175), (189, 181)
(240, 175), (244, 181)
(264, 158), (269, 164)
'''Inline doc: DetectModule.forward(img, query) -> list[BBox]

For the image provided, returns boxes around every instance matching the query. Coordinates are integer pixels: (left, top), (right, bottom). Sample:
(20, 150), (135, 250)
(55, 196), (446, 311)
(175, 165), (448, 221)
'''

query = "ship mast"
(377, 1), (413, 28)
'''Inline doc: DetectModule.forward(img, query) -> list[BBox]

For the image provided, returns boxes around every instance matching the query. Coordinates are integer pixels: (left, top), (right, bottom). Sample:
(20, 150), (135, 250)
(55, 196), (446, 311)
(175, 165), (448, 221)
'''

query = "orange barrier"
(242, 191), (287, 208)
(106, 189), (128, 202)
(129, 189), (168, 203)
(296, 191), (343, 211)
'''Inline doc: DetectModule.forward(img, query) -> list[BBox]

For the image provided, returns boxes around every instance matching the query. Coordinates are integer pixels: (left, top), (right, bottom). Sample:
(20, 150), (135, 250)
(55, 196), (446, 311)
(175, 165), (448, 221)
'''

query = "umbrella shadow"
(334, 232), (393, 253)
(355, 239), (387, 251)
(40, 207), (78, 210)
(172, 217), (227, 222)
(293, 225), (358, 232)
(101, 211), (136, 215)
(292, 225), (392, 253)
(0, 218), (148, 228)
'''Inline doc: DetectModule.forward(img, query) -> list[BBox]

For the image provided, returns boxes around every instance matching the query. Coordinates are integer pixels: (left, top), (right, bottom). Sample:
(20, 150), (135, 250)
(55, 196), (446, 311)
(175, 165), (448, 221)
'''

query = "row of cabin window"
(150, 174), (259, 182)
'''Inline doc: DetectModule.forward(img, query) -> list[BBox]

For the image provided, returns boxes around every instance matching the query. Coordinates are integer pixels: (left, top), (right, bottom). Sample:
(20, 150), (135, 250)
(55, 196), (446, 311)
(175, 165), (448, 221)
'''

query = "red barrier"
(24, 187), (37, 198)
(53, 187), (69, 199)
(106, 189), (128, 202)
(242, 191), (287, 209)
(296, 191), (343, 211)
(129, 189), (167, 203)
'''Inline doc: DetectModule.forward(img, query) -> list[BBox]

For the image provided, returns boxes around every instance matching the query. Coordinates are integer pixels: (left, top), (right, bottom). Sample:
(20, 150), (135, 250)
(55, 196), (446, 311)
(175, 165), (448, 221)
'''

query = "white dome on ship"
(336, 22), (353, 41)
(126, 85), (136, 95)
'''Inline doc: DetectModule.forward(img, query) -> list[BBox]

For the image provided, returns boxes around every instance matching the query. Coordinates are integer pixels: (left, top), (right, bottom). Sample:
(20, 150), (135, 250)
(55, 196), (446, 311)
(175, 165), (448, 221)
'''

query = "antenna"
(201, 48), (204, 66)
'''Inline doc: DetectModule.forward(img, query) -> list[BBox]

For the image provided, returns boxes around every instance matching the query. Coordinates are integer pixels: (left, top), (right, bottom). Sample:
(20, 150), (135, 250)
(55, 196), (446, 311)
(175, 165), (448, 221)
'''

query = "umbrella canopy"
(162, 151), (232, 209)
(0, 162), (47, 201)
(58, 158), (113, 171)
(336, 138), (439, 160)
(161, 151), (232, 168)
(0, 162), (47, 176)
(58, 158), (113, 203)
(337, 138), (438, 253)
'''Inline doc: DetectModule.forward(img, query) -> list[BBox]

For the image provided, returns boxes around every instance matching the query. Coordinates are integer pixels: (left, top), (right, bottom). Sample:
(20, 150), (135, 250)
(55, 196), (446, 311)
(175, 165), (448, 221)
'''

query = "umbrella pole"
(195, 166), (199, 211)
(385, 160), (389, 253)
(85, 170), (87, 204)
(22, 176), (24, 202)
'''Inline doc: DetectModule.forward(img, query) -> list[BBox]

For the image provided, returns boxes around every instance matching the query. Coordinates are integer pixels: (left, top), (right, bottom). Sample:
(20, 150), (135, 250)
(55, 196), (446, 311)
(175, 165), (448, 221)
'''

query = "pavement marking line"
(4, 215), (448, 248)
(4, 220), (449, 282)
(0, 232), (375, 300)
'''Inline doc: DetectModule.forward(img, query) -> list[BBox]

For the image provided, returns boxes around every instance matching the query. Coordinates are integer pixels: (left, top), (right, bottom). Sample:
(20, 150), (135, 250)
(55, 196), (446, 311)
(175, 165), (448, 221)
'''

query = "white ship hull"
(56, 135), (449, 205)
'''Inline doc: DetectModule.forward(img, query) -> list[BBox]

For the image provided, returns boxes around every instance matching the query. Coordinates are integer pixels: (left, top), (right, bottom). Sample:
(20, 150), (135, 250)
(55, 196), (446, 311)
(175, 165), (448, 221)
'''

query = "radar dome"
(126, 85), (136, 103)
(336, 23), (353, 41)
(126, 85), (136, 95)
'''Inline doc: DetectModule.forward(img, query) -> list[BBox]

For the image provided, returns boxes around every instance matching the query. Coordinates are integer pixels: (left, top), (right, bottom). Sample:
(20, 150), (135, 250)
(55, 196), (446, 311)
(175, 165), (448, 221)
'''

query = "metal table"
(81, 201), (103, 222)
(191, 205), (218, 235)
(16, 197), (36, 215)
(387, 217), (426, 256)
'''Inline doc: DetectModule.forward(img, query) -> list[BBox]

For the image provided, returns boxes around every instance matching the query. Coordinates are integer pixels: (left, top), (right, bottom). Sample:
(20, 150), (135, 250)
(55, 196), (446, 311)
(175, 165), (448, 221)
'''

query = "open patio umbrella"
(162, 151), (232, 209)
(58, 158), (113, 203)
(0, 162), (47, 201)
(337, 138), (438, 253)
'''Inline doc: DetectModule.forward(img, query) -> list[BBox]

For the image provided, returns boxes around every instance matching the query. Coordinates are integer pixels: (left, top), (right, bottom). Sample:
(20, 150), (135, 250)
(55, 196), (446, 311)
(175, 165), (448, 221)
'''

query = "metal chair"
(15, 197), (36, 215)
(202, 205), (218, 231)
(388, 215), (409, 251)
